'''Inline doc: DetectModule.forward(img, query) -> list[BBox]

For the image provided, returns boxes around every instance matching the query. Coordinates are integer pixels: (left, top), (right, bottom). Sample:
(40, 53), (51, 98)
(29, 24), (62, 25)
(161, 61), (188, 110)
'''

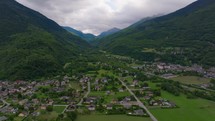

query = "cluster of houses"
(0, 116), (8, 121)
(79, 76), (91, 91)
(92, 78), (110, 91)
(133, 62), (215, 79)
(149, 99), (177, 108)
(80, 95), (148, 116)
(127, 109), (148, 117)
(156, 63), (215, 78)
(0, 76), (91, 119)
(75, 75), (149, 116)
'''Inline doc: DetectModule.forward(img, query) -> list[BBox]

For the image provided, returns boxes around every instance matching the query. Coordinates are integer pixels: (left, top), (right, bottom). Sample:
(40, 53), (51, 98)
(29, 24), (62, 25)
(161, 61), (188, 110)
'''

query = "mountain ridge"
(63, 26), (96, 42)
(98, 27), (121, 38)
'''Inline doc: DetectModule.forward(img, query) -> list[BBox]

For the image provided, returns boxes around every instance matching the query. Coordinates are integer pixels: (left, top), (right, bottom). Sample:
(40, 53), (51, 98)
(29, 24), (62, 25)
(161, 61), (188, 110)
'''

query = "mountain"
(0, 0), (90, 80)
(63, 27), (120, 44)
(97, 0), (215, 66)
(98, 28), (121, 38)
(63, 26), (96, 42)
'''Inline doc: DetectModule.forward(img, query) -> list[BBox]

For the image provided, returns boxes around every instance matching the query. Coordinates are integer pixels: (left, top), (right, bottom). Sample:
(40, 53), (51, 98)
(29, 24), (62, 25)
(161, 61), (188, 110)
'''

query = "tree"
(29, 107), (34, 113)
(56, 114), (64, 121)
(210, 79), (215, 89)
(17, 93), (22, 99)
(211, 79), (215, 84)
(142, 82), (149, 87)
(67, 112), (77, 121)
(153, 89), (161, 96)
(46, 105), (53, 112)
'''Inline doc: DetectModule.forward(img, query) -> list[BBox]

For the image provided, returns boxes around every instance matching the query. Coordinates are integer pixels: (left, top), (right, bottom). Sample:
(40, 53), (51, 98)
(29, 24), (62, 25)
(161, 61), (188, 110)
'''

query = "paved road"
(119, 79), (158, 121)
(77, 81), (91, 105)
(54, 81), (91, 113)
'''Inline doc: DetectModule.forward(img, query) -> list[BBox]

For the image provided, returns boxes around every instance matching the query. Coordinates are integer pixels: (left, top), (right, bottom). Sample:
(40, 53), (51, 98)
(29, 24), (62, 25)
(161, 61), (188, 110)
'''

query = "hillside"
(63, 26), (96, 42)
(98, 0), (215, 66)
(0, 0), (90, 80)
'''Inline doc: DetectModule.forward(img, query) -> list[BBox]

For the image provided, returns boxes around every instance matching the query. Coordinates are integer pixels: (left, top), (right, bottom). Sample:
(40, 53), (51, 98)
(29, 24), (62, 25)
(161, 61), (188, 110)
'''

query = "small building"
(106, 104), (113, 110)
(88, 105), (96, 111)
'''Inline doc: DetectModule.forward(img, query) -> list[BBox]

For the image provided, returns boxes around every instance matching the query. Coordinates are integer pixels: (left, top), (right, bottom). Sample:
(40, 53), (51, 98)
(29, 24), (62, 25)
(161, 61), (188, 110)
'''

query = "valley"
(0, 0), (215, 121)
(0, 52), (215, 121)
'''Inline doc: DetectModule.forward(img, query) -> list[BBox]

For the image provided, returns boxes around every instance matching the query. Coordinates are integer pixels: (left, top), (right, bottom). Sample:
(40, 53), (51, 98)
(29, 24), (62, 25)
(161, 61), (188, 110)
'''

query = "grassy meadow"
(77, 114), (152, 121)
(171, 76), (211, 84)
(53, 105), (67, 113)
(150, 91), (215, 121)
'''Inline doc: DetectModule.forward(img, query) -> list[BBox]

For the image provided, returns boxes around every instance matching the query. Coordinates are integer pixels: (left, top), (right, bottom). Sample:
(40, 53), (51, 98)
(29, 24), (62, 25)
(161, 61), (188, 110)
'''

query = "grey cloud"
(16, 0), (196, 35)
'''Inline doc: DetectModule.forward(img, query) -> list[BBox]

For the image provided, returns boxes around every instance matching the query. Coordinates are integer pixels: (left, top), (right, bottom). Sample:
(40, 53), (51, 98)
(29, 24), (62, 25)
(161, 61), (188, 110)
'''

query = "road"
(77, 81), (91, 105)
(119, 79), (158, 121)
(0, 99), (10, 108)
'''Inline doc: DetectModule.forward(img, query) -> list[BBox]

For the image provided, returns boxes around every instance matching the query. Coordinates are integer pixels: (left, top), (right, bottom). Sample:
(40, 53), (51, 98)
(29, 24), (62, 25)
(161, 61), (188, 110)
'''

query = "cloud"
(16, 0), (196, 35)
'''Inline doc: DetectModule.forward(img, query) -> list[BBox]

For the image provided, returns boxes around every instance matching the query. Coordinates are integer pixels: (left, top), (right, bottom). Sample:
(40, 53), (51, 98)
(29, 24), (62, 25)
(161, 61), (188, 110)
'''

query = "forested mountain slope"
(0, 0), (90, 80)
(98, 0), (215, 66)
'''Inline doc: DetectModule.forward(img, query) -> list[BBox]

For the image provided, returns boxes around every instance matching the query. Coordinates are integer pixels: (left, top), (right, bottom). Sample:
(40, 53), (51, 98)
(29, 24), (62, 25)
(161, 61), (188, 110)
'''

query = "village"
(0, 71), (178, 121)
(0, 55), (214, 121)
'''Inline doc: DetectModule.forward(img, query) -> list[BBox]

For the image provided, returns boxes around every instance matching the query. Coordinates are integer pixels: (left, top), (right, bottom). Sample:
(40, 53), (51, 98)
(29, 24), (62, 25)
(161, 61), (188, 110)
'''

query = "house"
(102, 79), (108, 83)
(157, 65), (164, 70)
(124, 97), (131, 102)
(106, 104), (113, 110)
(162, 101), (176, 108)
(145, 91), (154, 97)
(0, 106), (14, 114)
(47, 99), (54, 105)
(149, 100), (161, 106)
(122, 103), (132, 109)
(143, 96), (151, 100)
(119, 88), (124, 92)
(133, 80), (139, 86)
(68, 104), (77, 111)
(161, 73), (177, 79)
(32, 99), (40, 104)
(60, 96), (70, 102)
(88, 105), (96, 111)
(18, 112), (28, 117)
(94, 85), (101, 91)
(84, 96), (99, 105)
(32, 112), (40, 117)
(40, 105), (46, 110)
(19, 99), (28, 105)
(111, 99), (118, 104)
(133, 109), (145, 116)
(106, 91), (111, 95)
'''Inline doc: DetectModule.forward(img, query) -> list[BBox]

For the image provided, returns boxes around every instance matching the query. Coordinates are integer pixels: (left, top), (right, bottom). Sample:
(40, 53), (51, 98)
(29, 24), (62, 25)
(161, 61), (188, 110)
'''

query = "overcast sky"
(16, 0), (196, 35)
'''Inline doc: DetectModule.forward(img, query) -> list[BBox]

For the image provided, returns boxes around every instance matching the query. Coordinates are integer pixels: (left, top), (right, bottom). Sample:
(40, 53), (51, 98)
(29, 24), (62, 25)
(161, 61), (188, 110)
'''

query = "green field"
(97, 70), (117, 78)
(171, 76), (211, 84)
(36, 112), (58, 121)
(14, 117), (24, 121)
(150, 91), (215, 121)
(69, 81), (81, 90)
(147, 81), (160, 89)
(53, 105), (67, 113)
(77, 115), (152, 121)
(89, 91), (130, 103)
